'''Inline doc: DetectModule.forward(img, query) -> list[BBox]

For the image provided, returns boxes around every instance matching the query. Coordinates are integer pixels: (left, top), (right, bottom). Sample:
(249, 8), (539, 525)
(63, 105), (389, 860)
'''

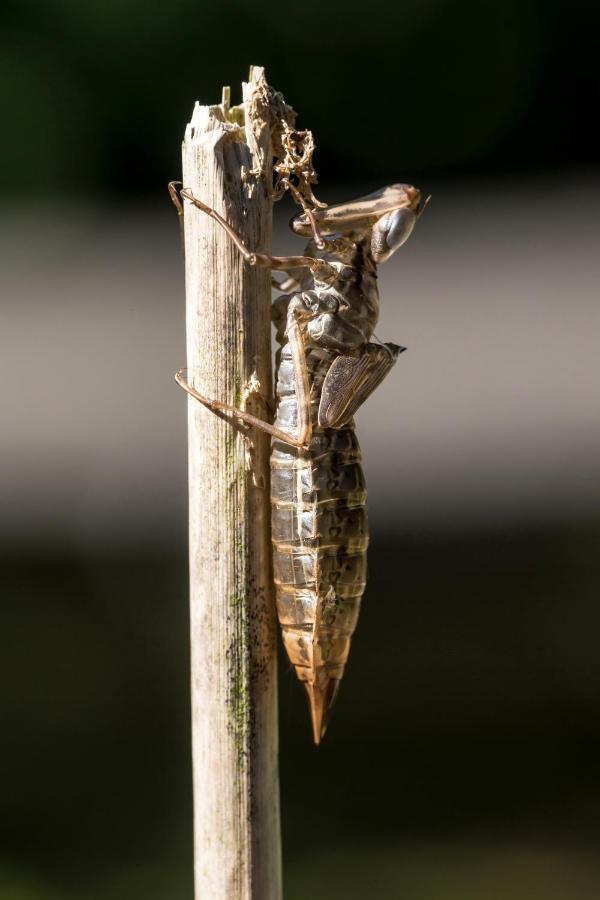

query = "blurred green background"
(2, 1), (600, 898)
(1, 0), (598, 197)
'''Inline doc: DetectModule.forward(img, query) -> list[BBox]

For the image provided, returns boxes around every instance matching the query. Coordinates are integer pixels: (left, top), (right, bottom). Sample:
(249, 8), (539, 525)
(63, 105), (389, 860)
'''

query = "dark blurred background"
(2, 1), (600, 898)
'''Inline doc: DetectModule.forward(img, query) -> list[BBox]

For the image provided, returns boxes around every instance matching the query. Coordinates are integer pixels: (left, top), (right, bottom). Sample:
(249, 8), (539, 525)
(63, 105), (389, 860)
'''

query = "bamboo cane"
(180, 66), (282, 900)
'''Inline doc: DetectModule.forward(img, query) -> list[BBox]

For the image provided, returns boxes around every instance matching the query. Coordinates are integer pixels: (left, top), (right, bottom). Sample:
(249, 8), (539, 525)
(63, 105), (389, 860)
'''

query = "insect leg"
(272, 274), (302, 292)
(172, 183), (332, 275)
(175, 370), (308, 450)
(286, 304), (313, 447)
(168, 181), (185, 247)
(176, 300), (312, 449)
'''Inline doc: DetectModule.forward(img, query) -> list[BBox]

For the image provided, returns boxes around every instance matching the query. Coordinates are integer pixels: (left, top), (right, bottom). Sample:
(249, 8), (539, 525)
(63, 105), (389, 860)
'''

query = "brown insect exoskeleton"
(170, 181), (428, 743)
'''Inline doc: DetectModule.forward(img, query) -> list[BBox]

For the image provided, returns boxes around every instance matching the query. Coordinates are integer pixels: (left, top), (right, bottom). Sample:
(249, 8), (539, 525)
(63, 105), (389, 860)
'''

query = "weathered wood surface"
(181, 66), (281, 900)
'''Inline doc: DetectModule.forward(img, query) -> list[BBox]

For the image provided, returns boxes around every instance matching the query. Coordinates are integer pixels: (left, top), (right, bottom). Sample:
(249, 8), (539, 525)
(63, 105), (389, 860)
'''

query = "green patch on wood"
(228, 592), (252, 764)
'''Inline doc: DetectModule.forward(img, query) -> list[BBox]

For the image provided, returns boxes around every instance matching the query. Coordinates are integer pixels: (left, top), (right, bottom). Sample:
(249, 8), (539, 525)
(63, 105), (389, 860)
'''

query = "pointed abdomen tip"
(305, 677), (341, 746)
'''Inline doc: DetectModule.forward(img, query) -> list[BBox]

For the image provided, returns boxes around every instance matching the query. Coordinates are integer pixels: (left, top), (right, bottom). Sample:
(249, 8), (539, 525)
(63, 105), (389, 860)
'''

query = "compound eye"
(385, 208), (416, 251)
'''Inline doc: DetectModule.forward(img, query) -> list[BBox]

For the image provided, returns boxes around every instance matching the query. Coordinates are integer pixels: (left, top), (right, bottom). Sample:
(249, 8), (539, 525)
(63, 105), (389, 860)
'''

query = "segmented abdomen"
(270, 343), (369, 740)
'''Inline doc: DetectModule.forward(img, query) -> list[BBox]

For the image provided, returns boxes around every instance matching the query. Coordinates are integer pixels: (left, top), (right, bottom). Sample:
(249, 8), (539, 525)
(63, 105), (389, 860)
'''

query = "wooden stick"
(181, 66), (281, 900)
